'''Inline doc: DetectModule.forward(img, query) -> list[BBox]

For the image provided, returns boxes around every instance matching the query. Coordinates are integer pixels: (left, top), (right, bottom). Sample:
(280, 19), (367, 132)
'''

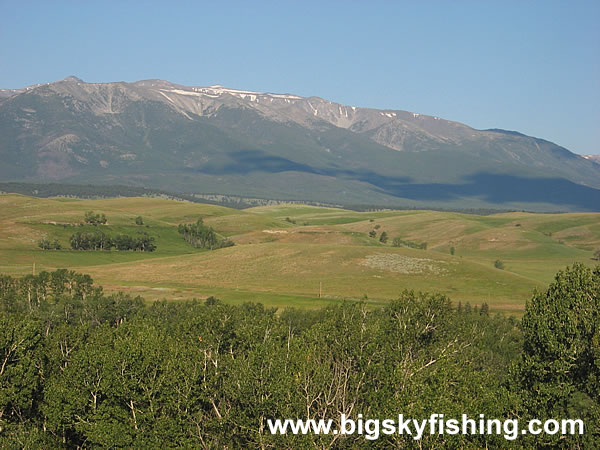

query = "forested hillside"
(0, 265), (598, 447)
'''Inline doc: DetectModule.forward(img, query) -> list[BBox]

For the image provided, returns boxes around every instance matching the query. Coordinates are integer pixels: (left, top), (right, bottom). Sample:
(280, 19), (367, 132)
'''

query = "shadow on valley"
(194, 149), (600, 210)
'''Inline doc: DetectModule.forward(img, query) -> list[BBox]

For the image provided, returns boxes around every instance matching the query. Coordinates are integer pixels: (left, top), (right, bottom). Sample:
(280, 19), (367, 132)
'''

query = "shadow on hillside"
(370, 173), (600, 211)
(195, 149), (413, 184)
(195, 149), (600, 211)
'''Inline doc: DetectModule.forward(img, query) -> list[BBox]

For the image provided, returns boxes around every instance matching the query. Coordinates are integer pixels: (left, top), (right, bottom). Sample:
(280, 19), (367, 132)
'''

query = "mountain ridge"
(1, 77), (599, 211)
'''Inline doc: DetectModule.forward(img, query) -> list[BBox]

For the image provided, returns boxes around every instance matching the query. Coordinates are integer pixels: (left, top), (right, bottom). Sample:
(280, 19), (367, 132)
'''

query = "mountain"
(583, 155), (600, 165)
(1, 76), (599, 211)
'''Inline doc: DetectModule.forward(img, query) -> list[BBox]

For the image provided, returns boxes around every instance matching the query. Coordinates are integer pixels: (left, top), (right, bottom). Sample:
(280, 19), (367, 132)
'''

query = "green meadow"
(1, 194), (598, 314)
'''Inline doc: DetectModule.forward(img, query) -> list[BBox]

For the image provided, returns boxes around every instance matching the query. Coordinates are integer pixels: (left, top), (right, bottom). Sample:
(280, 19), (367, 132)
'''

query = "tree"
(450, 246), (455, 255)
(494, 259), (504, 270)
(479, 303), (489, 316)
(38, 238), (61, 250)
(70, 230), (111, 250)
(511, 264), (600, 443)
(379, 231), (388, 243)
(84, 211), (107, 225)
(593, 249), (600, 261)
(135, 216), (144, 226)
(0, 316), (44, 429)
(368, 230), (377, 238)
(178, 219), (233, 250)
(113, 234), (134, 251)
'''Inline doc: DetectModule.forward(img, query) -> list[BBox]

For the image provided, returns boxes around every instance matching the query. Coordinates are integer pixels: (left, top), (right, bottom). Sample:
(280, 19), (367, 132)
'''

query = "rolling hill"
(2, 193), (599, 314)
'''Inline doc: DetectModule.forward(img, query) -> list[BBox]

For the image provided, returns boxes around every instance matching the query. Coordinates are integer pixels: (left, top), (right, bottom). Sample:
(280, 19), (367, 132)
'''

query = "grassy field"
(2, 194), (598, 314)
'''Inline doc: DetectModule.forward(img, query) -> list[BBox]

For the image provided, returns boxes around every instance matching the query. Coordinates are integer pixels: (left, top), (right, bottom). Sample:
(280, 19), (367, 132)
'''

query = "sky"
(1, 1), (599, 155)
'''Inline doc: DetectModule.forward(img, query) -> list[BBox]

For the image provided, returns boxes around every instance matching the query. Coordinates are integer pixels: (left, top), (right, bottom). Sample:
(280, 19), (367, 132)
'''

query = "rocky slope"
(1, 77), (598, 211)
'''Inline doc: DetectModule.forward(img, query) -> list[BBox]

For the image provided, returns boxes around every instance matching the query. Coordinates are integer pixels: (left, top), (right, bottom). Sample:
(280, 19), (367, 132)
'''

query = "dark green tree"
(0, 316), (44, 431)
(511, 264), (600, 444)
(84, 211), (107, 225)
(178, 219), (233, 250)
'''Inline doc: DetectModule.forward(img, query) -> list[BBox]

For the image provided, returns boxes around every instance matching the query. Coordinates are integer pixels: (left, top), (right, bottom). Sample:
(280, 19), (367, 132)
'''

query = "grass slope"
(2, 194), (598, 314)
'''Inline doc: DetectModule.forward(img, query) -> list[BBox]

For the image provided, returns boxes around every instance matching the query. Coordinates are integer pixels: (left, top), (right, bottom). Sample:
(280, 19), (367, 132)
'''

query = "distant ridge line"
(0, 182), (527, 215)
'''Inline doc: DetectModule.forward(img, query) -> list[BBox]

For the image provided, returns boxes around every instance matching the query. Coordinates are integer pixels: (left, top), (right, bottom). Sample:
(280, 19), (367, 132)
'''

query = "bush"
(393, 238), (427, 250)
(379, 231), (388, 243)
(494, 260), (504, 270)
(135, 216), (144, 226)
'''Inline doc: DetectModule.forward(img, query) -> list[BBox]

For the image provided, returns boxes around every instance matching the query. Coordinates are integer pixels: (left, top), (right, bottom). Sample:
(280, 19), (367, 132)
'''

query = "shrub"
(392, 237), (427, 249)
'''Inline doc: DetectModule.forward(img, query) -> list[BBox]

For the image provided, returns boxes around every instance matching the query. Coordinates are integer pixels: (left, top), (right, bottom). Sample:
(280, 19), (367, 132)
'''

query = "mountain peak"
(61, 76), (84, 83)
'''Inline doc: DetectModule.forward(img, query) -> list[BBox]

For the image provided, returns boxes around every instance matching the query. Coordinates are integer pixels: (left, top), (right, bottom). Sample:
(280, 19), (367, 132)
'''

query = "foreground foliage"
(0, 265), (598, 447)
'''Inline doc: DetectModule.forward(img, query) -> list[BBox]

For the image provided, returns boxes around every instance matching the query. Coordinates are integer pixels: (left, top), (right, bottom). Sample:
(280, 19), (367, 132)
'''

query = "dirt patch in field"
(360, 253), (451, 275)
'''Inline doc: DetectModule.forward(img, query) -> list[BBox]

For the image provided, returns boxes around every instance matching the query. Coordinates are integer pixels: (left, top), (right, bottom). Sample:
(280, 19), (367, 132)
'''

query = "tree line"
(0, 265), (598, 447)
(69, 230), (156, 251)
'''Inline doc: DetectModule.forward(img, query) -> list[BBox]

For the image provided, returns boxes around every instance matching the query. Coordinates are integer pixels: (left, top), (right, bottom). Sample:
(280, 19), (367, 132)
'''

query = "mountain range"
(1, 76), (599, 211)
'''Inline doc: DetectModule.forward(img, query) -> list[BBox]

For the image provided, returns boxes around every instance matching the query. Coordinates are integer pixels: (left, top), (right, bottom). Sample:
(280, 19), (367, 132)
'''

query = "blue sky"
(1, 1), (598, 155)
